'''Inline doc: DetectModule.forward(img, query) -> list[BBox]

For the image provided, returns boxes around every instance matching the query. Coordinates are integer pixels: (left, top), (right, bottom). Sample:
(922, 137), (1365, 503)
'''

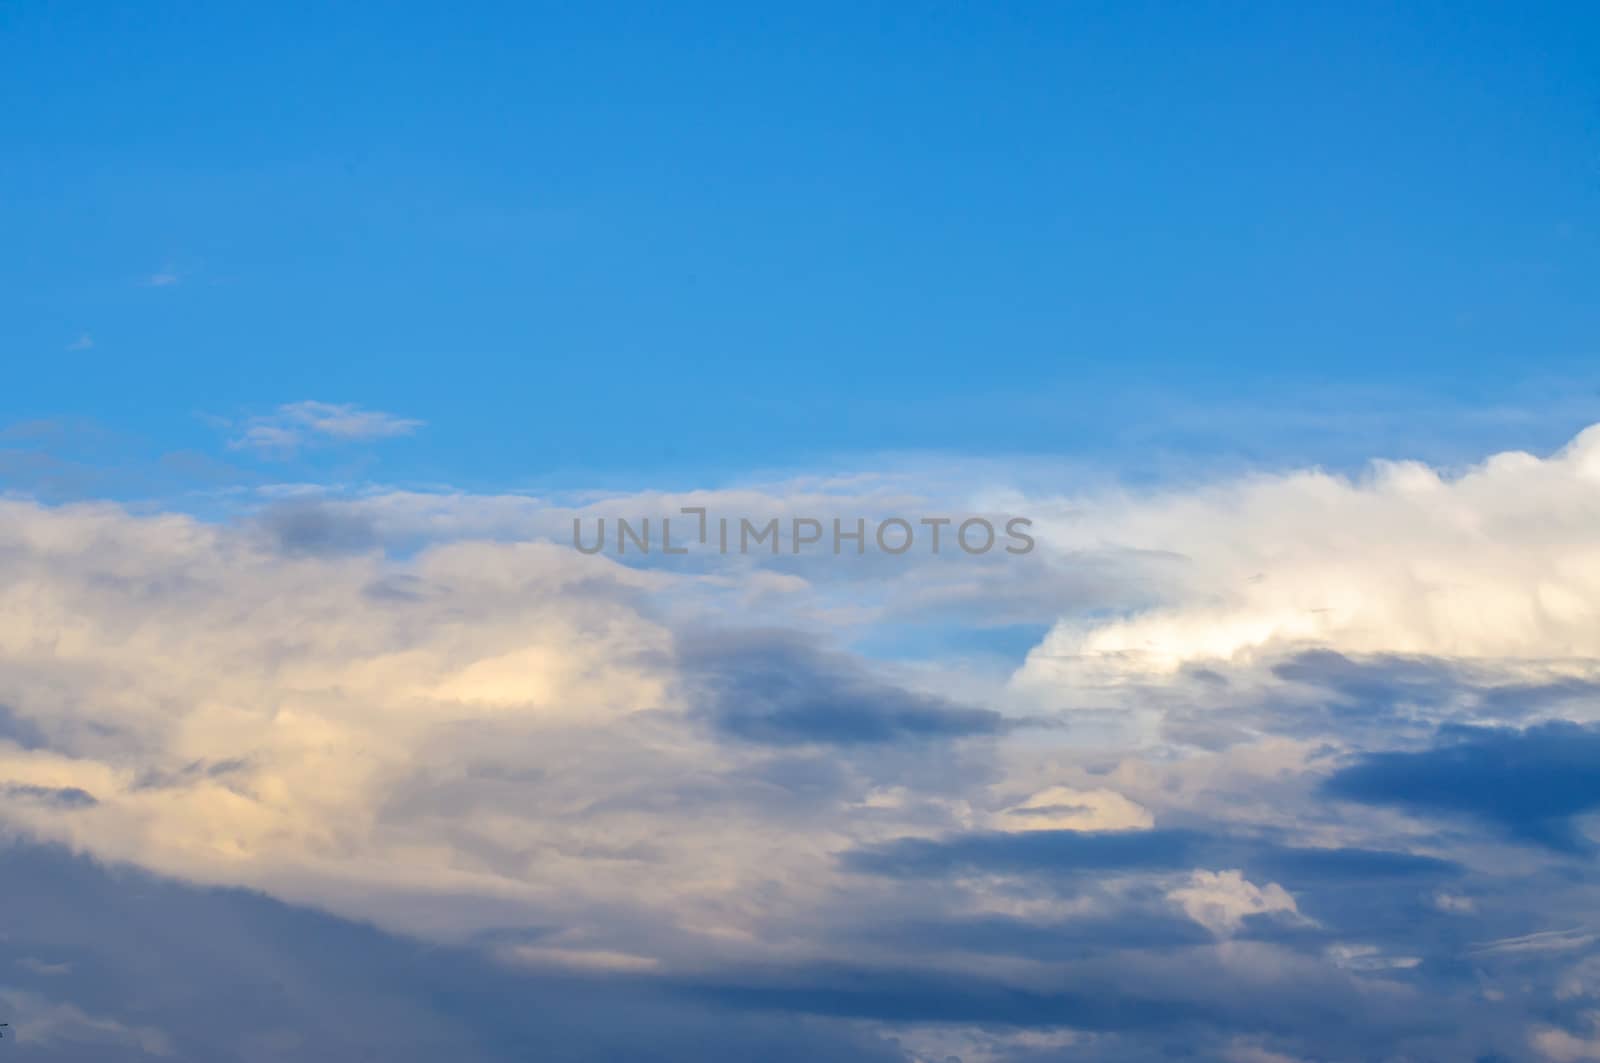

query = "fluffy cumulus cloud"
(1017, 424), (1600, 685)
(4, 425), (1600, 1058)
(1167, 869), (1301, 937)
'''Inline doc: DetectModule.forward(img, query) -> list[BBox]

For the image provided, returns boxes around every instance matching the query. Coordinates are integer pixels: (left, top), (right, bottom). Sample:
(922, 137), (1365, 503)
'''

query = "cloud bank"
(3, 424), (1600, 1059)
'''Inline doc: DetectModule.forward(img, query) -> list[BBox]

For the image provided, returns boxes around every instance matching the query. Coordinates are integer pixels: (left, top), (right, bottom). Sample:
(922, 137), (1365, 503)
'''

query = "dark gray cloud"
(681, 632), (1007, 746)
(1324, 721), (1600, 851)
(1272, 650), (1465, 711)
(657, 945), (1469, 1059)
(0, 841), (909, 1063)
(251, 499), (381, 557)
(1163, 650), (1600, 757)
(0, 704), (50, 751)
(842, 828), (1459, 886)
(0, 827), (1515, 1062)
(856, 911), (1217, 959)
(667, 962), (1212, 1031)
(0, 784), (97, 809)
(131, 758), (250, 792)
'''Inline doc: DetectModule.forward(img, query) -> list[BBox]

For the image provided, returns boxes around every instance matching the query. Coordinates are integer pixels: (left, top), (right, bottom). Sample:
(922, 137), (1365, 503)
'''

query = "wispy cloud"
(65, 333), (93, 351)
(143, 269), (180, 287)
(228, 400), (424, 457)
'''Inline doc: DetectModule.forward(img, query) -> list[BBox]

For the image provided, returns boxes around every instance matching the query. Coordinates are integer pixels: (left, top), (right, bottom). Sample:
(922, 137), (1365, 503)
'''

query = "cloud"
(1323, 943), (1421, 971)
(228, 401), (423, 456)
(1533, 1016), (1600, 1062)
(856, 910), (1216, 961)
(0, 498), (680, 923)
(1167, 869), (1300, 936)
(842, 828), (1458, 886)
(0, 840), (911, 1063)
(64, 333), (93, 351)
(0, 704), (50, 750)
(1016, 424), (1600, 689)
(681, 632), (1009, 745)
(1475, 929), (1598, 956)
(996, 786), (1154, 832)
(1323, 722), (1600, 851)
(250, 497), (382, 557)
(6, 425), (1600, 1058)
(0, 990), (173, 1057)
(658, 944), (1452, 1053)
(0, 782), (98, 809)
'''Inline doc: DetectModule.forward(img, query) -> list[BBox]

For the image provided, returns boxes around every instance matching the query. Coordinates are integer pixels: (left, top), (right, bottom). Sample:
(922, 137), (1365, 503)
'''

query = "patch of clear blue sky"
(2, 2), (1597, 494)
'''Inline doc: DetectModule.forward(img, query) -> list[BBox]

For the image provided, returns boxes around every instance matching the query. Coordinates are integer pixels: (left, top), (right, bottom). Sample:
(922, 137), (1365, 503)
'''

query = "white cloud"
(1324, 943), (1421, 971)
(501, 944), (662, 973)
(229, 401), (424, 456)
(0, 498), (978, 961)
(1472, 928), (1598, 955)
(1534, 1014), (1600, 1061)
(0, 990), (173, 1055)
(1223, 1042), (1315, 1063)
(1168, 869), (1299, 936)
(1016, 424), (1600, 693)
(64, 333), (93, 352)
(0, 500), (680, 927)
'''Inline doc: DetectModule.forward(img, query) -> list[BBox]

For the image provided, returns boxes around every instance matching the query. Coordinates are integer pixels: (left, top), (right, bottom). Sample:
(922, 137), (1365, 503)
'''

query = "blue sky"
(5, 2), (1598, 490)
(7, 6), (1600, 1062)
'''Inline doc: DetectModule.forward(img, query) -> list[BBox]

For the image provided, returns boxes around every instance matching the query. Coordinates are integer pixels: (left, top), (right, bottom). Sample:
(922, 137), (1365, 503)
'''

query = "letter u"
(573, 517), (606, 554)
